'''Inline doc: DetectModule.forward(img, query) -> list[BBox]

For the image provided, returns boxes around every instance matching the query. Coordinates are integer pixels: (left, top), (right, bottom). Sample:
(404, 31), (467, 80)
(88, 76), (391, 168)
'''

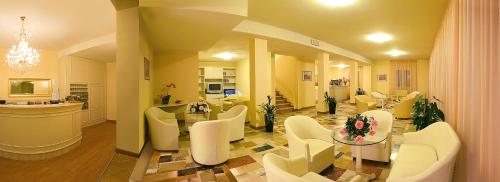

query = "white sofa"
(217, 105), (248, 142)
(263, 153), (363, 182)
(285, 116), (335, 173)
(189, 119), (230, 165)
(145, 107), (179, 151)
(351, 110), (393, 163)
(387, 122), (460, 182)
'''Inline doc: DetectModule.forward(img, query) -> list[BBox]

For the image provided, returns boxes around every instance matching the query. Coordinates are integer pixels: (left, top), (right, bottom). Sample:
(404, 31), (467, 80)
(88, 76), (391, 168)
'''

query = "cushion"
(301, 172), (333, 182)
(304, 139), (335, 172)
(389, 144), (438, 179)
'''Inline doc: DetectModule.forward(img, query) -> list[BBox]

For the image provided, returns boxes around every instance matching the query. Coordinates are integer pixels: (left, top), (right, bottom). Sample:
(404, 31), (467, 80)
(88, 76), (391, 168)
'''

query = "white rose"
(191, 108), (196, 113)
(199, 106), (204, 111)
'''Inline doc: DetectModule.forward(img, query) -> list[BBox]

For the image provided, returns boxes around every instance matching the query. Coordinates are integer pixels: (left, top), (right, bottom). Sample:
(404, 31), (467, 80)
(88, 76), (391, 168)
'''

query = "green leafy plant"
(323, 92), (336, 105)
(261, 95), (277, 132)
(412, 95), (445, 130)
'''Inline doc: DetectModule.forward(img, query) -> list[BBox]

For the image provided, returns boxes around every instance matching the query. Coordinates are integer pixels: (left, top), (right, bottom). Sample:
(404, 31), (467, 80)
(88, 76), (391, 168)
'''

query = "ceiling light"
(366, 32), (392, 43)
(6, 16), (40, 73)
(318, 0), (356, 7)
(386, 50), (406, 57)
(334, 63), (350, 69)
(213, 52), (236, 60)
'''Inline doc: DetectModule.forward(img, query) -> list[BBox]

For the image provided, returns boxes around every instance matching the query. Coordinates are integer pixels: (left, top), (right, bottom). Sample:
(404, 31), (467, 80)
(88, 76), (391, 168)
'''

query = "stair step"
(276, 103), (291, 108)
(277, 107), (294, 114)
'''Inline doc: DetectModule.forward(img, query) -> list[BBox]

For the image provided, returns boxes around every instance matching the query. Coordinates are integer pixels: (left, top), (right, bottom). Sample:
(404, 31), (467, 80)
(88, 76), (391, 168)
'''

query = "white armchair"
(189, 119), (230, 165)
(285, 116), (335, 173)
(263, 153), (363, 182)
(145, 107), (179, 151)
(217, 105), (248, 142)
(351, 110), (393, 163)
(387, 122), (460, 182)
(371, 91), (387, 108)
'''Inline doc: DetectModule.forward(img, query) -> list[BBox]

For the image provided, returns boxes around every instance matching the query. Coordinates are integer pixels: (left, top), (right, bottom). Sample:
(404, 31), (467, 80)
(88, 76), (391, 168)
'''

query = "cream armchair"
(190, 119), (230, 165)
(145, 107), (179, 151)
(351, 110), (393, 163)
(394, 91), (420, 119)
(217, 105), (248, 142)
(285, 116), (335, 173)
(263, 153), (363, 182)
(354, 95), (377, 114)
(371, 91), (387, 108)
(387, 122), (460, 182)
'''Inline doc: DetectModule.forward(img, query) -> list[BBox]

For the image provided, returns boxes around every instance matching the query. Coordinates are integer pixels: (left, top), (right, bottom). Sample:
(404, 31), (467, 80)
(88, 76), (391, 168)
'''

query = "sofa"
(351, 110), (393, 163)
(354, 95), (377, 114)
(145, 107), (179, 151)
(285, 116), (335, 173)
(263, 153), (363, 182)
(217, 105), (248, 142)
(189, 119), (230, 165)
(394, 91), (420, 119)
(387, 122), (460, 182)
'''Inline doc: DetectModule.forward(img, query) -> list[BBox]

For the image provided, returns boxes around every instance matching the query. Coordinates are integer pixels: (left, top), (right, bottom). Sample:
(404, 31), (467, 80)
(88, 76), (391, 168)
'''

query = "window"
(390, 61), (417, 91)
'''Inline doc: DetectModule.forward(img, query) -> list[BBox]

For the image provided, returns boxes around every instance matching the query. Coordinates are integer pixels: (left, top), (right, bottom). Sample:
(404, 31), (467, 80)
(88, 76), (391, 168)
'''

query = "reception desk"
(330, 85), (350, 101)
(0, 103), (83, 160)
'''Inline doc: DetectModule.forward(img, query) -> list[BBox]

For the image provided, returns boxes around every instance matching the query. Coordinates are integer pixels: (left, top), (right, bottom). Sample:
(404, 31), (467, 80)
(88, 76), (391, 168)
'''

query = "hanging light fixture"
(6, 16), (40, 73)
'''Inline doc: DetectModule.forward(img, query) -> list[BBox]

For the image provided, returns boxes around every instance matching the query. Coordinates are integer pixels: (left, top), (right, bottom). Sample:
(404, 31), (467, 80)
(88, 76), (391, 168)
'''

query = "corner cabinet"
(59, 56), (107, 127)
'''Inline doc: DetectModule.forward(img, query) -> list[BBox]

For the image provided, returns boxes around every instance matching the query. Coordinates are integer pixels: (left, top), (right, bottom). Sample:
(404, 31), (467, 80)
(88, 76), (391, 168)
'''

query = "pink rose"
(371, 119), (378, 128)
(339, 129), (348, 138)
(355, 120), (364, 129)
(355, 135), (364, 144)
(369, 130), (376, 136)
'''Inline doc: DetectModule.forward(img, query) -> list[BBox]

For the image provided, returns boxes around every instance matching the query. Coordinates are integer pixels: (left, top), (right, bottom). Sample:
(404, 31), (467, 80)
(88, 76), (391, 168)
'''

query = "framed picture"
(302, 71), (312, 81)
(144, 58), (150, 80)
(377, 74), (387, 81)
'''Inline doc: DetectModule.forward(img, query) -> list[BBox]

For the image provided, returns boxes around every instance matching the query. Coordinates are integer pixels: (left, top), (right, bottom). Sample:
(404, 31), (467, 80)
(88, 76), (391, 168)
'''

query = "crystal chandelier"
(6, 16), (40, 73)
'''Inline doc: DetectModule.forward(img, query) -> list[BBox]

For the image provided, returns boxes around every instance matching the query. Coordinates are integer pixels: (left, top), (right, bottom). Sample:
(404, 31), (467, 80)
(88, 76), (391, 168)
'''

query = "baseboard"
(106, 120), (116, 123)
(250, 125), (265, 130)
(115, 148), (140, 158)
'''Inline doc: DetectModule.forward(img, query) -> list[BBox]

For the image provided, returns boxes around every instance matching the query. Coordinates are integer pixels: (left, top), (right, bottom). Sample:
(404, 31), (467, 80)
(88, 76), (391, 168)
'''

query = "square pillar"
(316, 52), (329, 113)
(249, 38), (272, 128)
(349, 61), (359, 103)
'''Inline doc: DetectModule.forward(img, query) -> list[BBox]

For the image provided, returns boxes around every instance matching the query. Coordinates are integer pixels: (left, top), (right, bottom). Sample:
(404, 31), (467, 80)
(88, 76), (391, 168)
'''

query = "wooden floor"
(0, 122), (116, 182)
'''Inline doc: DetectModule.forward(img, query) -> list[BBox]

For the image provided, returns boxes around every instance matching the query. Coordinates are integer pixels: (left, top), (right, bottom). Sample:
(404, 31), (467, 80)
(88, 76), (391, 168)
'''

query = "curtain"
(429, 0), (500, 181)
(389, 60), (417, 92)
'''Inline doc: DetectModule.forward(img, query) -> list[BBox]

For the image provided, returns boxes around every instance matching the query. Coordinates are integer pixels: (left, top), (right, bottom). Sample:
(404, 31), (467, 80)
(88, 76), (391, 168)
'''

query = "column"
(349, 61), (359, 103)
(249, 38), (272, 128)
(316, 52), (330, 113)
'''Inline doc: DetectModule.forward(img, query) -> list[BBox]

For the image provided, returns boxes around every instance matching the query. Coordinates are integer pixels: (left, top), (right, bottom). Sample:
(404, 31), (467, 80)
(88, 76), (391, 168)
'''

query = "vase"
(162, 95), (171, 105)
(265, 114), (274, 132)
(328, 103), (336, 114)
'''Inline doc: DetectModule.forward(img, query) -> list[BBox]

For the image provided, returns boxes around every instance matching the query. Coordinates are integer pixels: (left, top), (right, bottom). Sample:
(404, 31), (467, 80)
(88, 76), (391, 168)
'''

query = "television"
(224, 89), (236, 97)
(206, 82), (223, 94)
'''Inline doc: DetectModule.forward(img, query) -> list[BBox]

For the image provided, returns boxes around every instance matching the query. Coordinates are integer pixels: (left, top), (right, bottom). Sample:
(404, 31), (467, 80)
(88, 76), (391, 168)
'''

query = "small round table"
(332, 128), (387, 176)
(184, 111), (210, 132)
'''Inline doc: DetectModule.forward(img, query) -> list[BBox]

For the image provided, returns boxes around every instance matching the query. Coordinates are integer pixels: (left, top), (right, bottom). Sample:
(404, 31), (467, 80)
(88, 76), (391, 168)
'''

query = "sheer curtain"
(389, 60), (417, 92)
(429, 0), (499, 181)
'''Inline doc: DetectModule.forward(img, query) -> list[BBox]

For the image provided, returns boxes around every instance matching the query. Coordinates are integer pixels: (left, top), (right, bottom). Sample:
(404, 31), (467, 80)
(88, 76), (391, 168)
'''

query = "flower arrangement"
(187, 101), (211, 113)
(161, 83), (176, 105)
(338, 114), (378, 144)
(323, 92), (337, 114)
(163, 83), (176, 96)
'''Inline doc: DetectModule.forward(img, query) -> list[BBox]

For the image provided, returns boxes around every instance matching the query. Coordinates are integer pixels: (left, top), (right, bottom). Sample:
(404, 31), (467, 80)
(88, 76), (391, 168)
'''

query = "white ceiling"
(0, 0), (116, 52)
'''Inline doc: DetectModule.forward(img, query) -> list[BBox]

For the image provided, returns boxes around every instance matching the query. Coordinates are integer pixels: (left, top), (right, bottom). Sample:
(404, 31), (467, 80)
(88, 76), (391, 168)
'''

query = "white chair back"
(189, 119), (230, 165)
(361, 110), (393, 134)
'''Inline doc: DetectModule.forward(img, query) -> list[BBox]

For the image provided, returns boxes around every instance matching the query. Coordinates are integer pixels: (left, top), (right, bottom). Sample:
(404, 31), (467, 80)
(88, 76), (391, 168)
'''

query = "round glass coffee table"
(332, 128), (388, 178)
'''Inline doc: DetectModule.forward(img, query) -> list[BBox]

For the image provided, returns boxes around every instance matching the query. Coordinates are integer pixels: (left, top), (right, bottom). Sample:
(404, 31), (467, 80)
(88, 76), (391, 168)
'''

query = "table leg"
(381, 99), (385, 109)
(355, 146), (362, 173)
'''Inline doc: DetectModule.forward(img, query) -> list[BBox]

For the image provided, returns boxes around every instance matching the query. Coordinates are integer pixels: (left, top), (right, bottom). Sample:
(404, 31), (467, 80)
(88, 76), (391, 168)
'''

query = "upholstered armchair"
(217, 105), (248, 142)
(190, 119), (230, 165)
(263, 153), (363, 182)
(354, 95), (377, 114)
(371, 91), (388, 108)
(394, 91), (420, 119)
(145, 107), (179, 151)
(387, 122), (460, 182)
(284, 116), (335, 173)
(351, 110), (393, 163)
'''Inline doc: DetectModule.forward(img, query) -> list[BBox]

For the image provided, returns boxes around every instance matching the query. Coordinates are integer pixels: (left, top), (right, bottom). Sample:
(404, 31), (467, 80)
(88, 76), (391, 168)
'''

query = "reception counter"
(0, 103), (83, 160)
(330, 85), (350, 101)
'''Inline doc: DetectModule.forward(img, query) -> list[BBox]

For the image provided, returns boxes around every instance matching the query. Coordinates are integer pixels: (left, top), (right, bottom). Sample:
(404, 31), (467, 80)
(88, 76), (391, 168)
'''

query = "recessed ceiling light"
(318, 0), (356, 7)
(213, 52), (237, 60)
(332, 63), (350, 68)
(386, 50), (406, 57)
(366, 32), (393, 43)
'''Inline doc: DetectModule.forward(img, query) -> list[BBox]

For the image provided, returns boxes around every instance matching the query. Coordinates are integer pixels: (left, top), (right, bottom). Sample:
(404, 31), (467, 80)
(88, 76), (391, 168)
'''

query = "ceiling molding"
(232, 20), (371, 64)
(58, 33), (116, 58)
(111, 0), (138, 10)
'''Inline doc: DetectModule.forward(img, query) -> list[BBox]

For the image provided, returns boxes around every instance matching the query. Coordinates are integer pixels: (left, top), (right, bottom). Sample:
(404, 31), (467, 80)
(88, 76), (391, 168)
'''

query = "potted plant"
(261, 95), (277, 132)
(324, 92), (337, 114)
(161, 83), (176, 105)
(412, 95), (445, 130)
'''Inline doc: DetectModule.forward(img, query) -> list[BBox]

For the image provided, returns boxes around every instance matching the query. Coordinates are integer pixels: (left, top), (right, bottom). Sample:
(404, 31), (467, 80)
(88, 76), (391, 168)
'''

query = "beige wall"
(236, 59), (250, 97)
(371, 60), (391, 94)
(361, 65), (372, 93)
(416, 59), (429, 96)
(275, 55), (316, 109)
(106, 63), (117, 121)
(153, 52), (199, 104)
(0, 49), (59, 100)
(199, 61), (237, 68)
(298, 61), (316, 108)
(329, 67), (350, 80)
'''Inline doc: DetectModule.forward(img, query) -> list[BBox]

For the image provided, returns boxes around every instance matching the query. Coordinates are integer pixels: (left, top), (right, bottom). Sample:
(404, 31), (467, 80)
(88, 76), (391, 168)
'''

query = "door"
(89, 84), (105, 125)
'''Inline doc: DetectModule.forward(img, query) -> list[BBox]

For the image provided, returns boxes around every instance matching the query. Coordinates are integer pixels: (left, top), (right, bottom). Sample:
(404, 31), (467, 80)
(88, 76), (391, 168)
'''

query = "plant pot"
(328, 103), (336, 114)
(162, 95), (171, 105)
(265, 114), (275, 132)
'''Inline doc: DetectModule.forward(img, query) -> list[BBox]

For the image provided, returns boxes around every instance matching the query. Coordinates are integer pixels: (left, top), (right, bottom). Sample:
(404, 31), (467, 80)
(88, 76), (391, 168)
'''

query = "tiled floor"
(141, 101), (416, 182)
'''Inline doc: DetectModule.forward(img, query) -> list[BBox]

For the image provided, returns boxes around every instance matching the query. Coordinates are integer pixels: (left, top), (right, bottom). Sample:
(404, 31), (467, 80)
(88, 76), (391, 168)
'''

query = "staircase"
(275, 90), (294, 114)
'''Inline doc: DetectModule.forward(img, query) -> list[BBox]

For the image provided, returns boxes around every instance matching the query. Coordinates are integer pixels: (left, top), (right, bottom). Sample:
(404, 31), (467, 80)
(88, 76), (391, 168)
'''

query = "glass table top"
(332, 128), (388, 146)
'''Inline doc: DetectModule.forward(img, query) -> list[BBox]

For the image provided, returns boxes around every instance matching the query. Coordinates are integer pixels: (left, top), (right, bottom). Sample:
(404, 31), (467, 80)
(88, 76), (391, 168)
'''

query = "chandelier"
(6, 16), (40, 73)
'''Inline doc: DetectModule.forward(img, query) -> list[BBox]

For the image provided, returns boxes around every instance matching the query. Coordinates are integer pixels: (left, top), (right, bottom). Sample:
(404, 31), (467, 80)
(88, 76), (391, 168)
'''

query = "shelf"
(224, 82), (236, 84)
(223, 75), (236, 77)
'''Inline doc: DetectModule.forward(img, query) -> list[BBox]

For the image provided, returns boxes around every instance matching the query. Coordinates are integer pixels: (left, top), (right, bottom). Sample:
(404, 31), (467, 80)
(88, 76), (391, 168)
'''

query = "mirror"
(9, 78), (52, 97)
